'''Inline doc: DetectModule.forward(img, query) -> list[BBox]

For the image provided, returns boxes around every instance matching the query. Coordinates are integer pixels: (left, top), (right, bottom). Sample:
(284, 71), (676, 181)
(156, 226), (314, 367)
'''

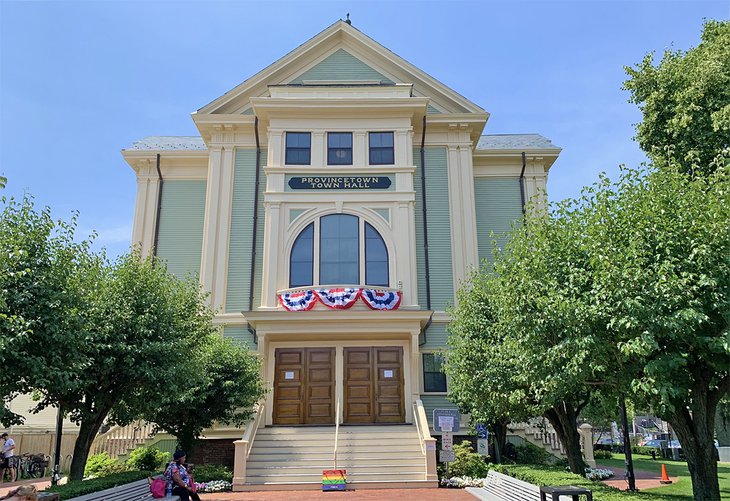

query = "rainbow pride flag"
(322, 469), (347, 491)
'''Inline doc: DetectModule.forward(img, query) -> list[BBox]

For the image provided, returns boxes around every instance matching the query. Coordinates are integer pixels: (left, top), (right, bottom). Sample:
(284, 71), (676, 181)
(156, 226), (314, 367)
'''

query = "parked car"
(643, 439), (663, 448)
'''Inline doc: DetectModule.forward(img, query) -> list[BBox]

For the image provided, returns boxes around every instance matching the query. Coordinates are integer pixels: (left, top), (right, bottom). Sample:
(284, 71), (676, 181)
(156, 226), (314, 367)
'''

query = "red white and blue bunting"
(315, 288), (361, 309)
(278, 289), (318, 311)
(361, 289), (402, 311)
(278, 288), (402, 312)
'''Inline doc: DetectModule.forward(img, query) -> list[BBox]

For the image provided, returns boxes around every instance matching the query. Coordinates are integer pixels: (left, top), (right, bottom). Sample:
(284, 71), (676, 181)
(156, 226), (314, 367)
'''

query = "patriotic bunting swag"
(278, 289), (318, 311)
(361, 289), (402, 311)
(315, 288), (361, 309)
(277, 288), (402, 311)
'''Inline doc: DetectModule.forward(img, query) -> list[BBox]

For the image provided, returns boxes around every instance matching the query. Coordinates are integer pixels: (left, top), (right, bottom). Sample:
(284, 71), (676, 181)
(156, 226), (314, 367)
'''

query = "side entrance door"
(344, 346), (405, 424)
(273, 348), (335, 425)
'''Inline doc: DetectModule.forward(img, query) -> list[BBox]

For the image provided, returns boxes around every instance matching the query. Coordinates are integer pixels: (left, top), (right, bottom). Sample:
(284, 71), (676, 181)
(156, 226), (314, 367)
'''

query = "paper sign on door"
(285, 371), (295, 380)
(384, 370), (393, 378)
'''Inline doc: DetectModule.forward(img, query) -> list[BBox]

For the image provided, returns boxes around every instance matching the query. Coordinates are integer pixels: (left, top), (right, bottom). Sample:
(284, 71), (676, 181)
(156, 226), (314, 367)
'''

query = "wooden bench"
(64, 478), (180, 501)
(467, 470), (541, 501)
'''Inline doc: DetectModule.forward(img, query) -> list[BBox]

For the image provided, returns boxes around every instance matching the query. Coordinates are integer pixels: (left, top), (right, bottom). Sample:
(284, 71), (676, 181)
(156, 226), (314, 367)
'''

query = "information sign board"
(476, 423), (488, 439)
(439, 450), (456, 462)
(433, 409), (461, 432)
(477, 438), (488, 456)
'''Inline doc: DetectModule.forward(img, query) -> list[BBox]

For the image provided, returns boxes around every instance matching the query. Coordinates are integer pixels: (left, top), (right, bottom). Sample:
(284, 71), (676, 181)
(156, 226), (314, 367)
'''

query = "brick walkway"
(0, 477), (52, 497)
(201, 488), (474, 500)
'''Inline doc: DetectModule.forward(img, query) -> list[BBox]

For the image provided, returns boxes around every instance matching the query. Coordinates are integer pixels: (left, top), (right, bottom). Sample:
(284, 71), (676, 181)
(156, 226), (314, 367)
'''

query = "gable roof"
(477, 134), (560, 151)
(197, 20), (486, 116)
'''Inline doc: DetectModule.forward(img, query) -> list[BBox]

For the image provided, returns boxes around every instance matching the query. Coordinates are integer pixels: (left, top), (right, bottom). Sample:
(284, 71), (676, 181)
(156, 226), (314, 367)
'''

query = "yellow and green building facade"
(122, 20), (560, 490)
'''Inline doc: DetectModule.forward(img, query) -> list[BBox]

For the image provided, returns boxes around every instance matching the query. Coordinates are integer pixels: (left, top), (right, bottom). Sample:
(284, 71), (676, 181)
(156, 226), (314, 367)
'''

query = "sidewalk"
(200, 488), (474, 500)
(0, 478), (52, 497)
(597, 465), (678, 490)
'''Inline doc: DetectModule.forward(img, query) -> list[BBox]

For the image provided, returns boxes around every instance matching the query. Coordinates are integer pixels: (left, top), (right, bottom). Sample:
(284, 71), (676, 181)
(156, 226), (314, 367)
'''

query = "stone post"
(424, 437), (438, 481)
(579, 423), (596, 466)
(232, 439), (249, 491)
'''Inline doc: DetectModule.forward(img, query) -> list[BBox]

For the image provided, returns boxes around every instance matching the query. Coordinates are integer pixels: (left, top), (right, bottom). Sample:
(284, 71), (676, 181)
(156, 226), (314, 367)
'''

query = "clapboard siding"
(223, 325), (256, 347)
(226, 149), (266, 313)
(414, 147), (454, 311)
(421, 395), (458, 427)
(156, 180), (206, 279)
(474, 178), (523, 264)
(291, 48), (394, 84)
(421, 322), (449, 350)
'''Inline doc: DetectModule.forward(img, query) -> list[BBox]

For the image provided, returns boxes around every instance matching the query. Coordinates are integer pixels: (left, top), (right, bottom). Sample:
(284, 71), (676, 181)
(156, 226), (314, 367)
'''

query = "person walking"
(0, 433), (16, 484)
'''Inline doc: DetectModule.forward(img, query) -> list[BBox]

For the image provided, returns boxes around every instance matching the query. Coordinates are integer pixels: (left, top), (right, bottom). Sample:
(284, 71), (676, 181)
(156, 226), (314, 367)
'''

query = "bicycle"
(16, 454), (49, 479)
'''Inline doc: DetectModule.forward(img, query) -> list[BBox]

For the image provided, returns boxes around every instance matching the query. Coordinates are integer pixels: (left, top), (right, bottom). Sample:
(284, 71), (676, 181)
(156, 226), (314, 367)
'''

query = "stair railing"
(413, 399), (438, 481)
(242, 401), (266, 459)
(233, 399), (265, 490)
(333, 397), (341, 470)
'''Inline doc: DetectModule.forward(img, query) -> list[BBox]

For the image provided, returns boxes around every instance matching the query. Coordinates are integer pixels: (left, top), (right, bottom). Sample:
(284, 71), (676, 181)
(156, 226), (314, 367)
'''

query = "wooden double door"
(273, 346), (405, 425)
(344, 347), (405, 424)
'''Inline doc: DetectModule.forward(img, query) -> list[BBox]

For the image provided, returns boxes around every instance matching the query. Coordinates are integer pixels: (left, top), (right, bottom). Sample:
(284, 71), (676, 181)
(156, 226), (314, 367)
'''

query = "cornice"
(244, 308), (433, 329)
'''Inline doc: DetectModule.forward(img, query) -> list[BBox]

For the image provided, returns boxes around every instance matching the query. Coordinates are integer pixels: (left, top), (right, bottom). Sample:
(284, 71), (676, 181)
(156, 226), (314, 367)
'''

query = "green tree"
(585, 160), (729, 501)
(446, 267), (533, 463)
(0, 195), (92, 426)
(0, 176), (6, 189)
(144, 335), (266, 453)
(624, 19), (730, 176)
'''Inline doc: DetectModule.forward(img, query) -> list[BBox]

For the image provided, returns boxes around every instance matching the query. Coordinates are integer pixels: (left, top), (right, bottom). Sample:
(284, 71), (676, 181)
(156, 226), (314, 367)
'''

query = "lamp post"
(620, 397), (638, 492)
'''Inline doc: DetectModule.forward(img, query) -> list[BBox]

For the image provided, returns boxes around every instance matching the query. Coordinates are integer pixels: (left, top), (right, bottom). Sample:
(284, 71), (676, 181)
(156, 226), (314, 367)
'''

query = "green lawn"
(596, 454), (730, 499)
(493, 455), (729, 501)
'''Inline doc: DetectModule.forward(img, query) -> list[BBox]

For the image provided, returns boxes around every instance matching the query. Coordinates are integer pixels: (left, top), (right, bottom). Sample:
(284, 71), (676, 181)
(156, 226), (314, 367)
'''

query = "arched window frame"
(287, 214), (390, 288)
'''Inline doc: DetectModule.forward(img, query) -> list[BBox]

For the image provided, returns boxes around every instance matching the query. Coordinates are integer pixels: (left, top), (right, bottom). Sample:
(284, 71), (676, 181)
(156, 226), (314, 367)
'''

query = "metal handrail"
(242, 401), (266, 458)
(333, 398), (341, 470)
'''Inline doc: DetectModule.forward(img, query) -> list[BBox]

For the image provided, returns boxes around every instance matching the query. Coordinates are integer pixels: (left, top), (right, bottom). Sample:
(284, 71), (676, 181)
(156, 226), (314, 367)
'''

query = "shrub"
(126, 446), (169, 472)
(44, 471), (150, 497)
(84, 452), (128, 478)
(593, 449), (613, 460)
(193, 464), (233, 483)
(514, 442), (553, 465)
(447, 441), (489, 479)
(631, 446), (656, 456)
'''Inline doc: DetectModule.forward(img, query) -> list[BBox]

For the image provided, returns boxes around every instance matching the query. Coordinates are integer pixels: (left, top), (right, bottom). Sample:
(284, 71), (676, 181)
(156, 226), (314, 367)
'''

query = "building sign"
(288, 176), (392, 190)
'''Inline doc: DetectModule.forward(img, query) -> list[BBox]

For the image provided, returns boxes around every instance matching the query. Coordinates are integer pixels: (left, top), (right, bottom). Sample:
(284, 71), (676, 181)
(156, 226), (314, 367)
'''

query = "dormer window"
(289, 214), (389, 288)
(369, 132), (394, 165)
(286, 132), (311, 165)
(327, 132), (353, 165)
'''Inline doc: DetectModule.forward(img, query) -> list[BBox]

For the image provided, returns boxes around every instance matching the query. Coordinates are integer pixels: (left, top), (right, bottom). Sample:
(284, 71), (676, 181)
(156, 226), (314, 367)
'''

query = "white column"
(447, 145), (467, 291)
(131, 165), (159, 257)
(457, 145), (479, 271)
(260, 202), (281, 309)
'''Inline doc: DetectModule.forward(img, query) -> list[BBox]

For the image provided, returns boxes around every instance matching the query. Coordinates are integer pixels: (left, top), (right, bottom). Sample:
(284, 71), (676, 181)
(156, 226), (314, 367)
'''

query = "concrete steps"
(241, 424), (435, 490)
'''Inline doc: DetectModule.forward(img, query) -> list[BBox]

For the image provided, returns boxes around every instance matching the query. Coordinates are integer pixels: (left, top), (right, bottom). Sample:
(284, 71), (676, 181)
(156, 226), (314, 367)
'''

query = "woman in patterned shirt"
(164, 450), (200, 501)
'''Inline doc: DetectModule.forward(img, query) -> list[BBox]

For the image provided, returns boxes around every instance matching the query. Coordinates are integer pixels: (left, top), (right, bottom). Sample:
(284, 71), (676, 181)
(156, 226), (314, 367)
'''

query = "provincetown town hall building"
(122, 20), (560, 491)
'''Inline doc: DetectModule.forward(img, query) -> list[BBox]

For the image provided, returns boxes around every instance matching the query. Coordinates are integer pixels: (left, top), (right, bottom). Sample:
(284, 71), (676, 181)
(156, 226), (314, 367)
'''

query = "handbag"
(149, 477), (166, 498)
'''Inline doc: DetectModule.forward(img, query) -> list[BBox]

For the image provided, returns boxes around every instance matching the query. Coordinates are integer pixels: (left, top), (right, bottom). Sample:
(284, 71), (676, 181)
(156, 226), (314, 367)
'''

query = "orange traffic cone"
(660, 463), (672, 484)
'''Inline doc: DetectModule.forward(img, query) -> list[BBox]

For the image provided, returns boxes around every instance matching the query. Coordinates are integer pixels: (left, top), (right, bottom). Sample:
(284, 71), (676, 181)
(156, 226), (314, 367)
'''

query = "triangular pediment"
(197, 20), (485, 116)
(290, 48), (394, 84)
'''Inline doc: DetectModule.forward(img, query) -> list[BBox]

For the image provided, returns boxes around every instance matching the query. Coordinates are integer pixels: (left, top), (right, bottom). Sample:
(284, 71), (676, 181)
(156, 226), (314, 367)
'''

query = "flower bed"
(195, 480), (232, 493)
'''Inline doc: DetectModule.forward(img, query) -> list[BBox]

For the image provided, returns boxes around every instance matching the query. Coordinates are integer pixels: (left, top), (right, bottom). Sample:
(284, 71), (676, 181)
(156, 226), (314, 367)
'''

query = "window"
(288, 215), (389, 288)
(320, 214), (359, 285)
(423, 353), (447, 392)
(327, 132), (353, 165)
(286, 132), (311, 165)
(369, 132), (394, 165)
(289, 223), (314, 287)
(365, 222), (388, 286)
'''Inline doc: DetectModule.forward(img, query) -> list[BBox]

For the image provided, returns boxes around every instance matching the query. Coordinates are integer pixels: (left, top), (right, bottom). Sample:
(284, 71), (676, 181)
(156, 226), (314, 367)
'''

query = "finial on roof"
(345, 13), (351, 25)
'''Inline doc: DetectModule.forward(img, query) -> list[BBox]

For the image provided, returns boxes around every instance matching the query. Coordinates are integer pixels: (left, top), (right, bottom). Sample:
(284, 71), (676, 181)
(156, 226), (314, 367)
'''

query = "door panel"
(344, 347), (404, 424)
(274, 348), (334, 425)
(374, 347), (405, 423)
(344, 348), (374, 423)
(273, 349), (304, 425)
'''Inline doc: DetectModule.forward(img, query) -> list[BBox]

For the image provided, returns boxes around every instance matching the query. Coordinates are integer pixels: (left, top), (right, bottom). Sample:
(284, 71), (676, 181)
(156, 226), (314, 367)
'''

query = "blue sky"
(1, 0), (728, 258)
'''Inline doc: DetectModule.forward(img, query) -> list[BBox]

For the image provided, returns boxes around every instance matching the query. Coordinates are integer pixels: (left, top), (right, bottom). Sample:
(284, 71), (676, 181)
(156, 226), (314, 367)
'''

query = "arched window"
(289, 222), (313, 287)
(288, 215), (389, 288)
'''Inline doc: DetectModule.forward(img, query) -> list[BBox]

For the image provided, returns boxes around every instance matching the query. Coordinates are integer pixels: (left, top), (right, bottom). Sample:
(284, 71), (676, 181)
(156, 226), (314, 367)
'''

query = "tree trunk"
(544, 402), (586, 475)
(492, 419), (508, 464)
(69, 413), (107, 481)
(668, 399), (721, 501)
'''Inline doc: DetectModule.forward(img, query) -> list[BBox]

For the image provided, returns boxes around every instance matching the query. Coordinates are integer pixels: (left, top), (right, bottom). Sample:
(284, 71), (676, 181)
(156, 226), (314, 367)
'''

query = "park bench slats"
(467, 470), (541, 501)
(65, 478), (180, 501)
